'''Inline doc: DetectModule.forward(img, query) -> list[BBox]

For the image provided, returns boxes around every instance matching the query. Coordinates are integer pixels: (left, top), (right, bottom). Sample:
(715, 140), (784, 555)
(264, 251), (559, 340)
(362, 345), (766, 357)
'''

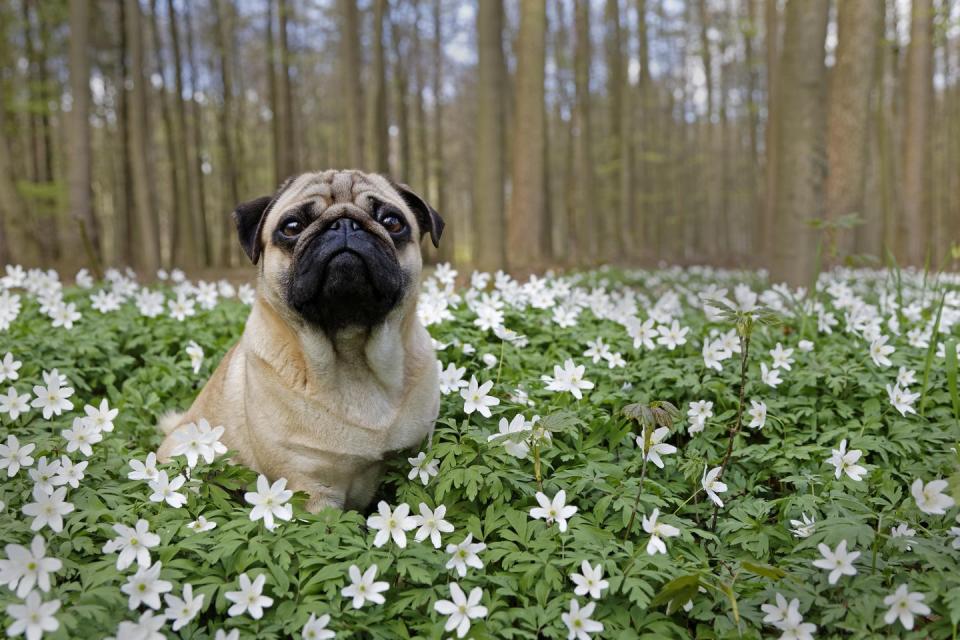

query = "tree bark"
(507, 0), (546, 272)
(572, 0), (595, 263)
(762, 0), (780, 264)
(431, 0), (452, 262)
(339, 0), (364, 168)
(67, 0), (102, 269)
(770, 0), (829, 285)
(825, 0), (879, 262)
(473, 0), (506, 271)
(899, 0), (933, 265)
(183, 1), (209, 265)
(125, 0), (161, 274)
(277, 0), (297, 179)
(391, 14), (411, 178)
(167, 0), (205, 266)
(212, 0), (241, 265)
(367, 0), (390, 172)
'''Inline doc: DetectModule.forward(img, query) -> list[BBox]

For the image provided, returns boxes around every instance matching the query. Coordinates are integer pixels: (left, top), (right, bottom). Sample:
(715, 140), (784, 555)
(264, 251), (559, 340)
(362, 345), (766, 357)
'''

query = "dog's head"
(233, 170), (443, 332)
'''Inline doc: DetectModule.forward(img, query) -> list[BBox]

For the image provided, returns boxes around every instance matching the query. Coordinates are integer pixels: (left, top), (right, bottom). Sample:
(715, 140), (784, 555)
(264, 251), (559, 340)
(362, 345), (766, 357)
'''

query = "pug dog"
(157, 170), (444, 511)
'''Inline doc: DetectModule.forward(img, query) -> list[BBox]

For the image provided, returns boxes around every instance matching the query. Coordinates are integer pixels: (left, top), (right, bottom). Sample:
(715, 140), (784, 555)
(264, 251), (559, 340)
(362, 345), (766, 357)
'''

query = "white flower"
(185, 341), (204, 375)
(170, 418), (227, 468)
(481, 353), (498, 368)
(460, 376), (499, 417)
(244, 475), (294, 530)
(434, 583), (488, 638)
(687, 400), (713, 433)
(341, 565), (388, 609)
(168, 294), (196, 321)
(54, 456), (87, 489)
(770, 343), (795, 370)
(761, 362), (782, 388)
(889, 523), (916, 550)
(127, 452), (160, 482)
(49, 302), (81, 329)
(761, 593), (799, 625)
(366, 501), (417, 548)
(28, 457), (64, 495)
(896, 366), (917, 387)
(148, 471), (188, 509)
(5, 590), (60, 640)
(628, 317), (659, 350)
(911, 478), (955, 515)
(561, 598), (603, 640)
(774, 611), (817, 640)
(102, 519), (161, 570)
(0, 536), (63, 598)
(701, 339), (726, 372)
(636, 426), (676, 469)
(163, 583), (205, 631)
(0, 352), (22, 382)
(882, 584), (930, 630)
(186, 515), (218, 533)
(543, 359), (594, 400)
(487, 414), (532, 458)
(107, 610), (167, 640)
(642, 508), (680, 555)
(121, 561), (173, 610)
(301, 613), (335, 639)
(225, 572), (273, 619)
(656, 320), (689, 350)
(529, 490), (578, 532)
(30, 374), (74, 419)
(438, 362), (469, 395)
(570, 560), (608, 599)
(413, 503), (454, 548)
(83, 398), (118, 432)
(445, 534), (486, 577)
(61, 419), (102, 457)
(886, 383), (920, 417)
(870, 334), (895, 368)
(701, 466), (727, 507)
(812, 540), (859, 584)
(747, 399), (767, 429)
(407, 452), (439, 485)
(789, 512), (816, 538)
(797, 339), (814, 352)
(826, 439), (867, 482)
(0, 435), (35, 477)
(583, 337), (610, 363)
(0, 386), (31, 420)
(22, 487), (74, 533)
(603, 351), (626, 368)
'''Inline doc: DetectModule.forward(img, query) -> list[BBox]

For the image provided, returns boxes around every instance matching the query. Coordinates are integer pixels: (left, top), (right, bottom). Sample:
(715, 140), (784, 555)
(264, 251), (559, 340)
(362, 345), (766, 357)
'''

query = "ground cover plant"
(0, 262), (959, 639)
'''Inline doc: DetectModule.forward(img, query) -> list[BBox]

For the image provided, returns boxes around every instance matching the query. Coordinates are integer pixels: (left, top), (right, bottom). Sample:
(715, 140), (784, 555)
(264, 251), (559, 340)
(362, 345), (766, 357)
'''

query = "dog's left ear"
(233, 177), (296, 264)
(389, 180), (445, 248)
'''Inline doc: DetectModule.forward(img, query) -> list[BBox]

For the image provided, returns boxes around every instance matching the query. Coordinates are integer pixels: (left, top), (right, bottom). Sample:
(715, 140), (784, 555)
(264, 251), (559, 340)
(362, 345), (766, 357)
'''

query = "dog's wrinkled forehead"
(267, 170), (410, 230)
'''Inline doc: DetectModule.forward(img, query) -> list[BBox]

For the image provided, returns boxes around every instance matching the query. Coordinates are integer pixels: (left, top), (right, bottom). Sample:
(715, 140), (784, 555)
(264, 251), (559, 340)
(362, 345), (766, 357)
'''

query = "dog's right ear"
(233, 177), (295, 264)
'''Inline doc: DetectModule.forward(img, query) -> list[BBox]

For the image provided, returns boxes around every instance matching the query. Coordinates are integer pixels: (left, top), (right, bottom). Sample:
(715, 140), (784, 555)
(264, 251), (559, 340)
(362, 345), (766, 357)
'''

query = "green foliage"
(0, 266), (959, 639)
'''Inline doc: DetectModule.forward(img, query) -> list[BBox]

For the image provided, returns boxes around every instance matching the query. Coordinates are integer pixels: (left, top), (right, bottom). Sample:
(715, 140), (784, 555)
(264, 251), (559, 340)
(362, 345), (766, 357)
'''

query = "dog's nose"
(328, 219), (361, 232)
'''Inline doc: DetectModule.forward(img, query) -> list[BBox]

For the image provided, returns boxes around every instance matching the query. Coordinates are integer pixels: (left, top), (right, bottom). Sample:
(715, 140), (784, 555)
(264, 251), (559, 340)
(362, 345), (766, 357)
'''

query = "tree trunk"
(339, 0), (364, 168)
(277, 0), (297, 179)
(125, 0), (161, 274)
(167, 0), (205, 266)
(148, 0), (182, 268)
(572, 0), (595, 263)
(431, 0), (452, 262)
(391, 14), (411, 178)
(604, 0), (630, 261)
(183, 1), (209, 265)
(825, 0), (879, 262)
(473, 0), (506, 271)
(507, 0), (546, 272)
(67, 0), (102, 270)
(212, 0), (241, 265)
(770, 0), (829, 285)
(367, 0), (390, 172)
(899, 0), (933, 265)
(697, 0), (717, 260)
(762, 0), (779, 264)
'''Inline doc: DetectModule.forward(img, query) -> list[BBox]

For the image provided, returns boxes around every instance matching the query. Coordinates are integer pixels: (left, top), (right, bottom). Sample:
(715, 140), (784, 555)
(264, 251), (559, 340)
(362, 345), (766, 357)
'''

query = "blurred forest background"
(0, 0), (958, 284)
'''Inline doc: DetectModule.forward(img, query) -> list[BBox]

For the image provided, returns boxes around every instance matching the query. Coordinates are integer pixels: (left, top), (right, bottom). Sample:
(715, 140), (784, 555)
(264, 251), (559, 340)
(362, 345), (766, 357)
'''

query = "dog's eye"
(381, 214), (405, 234)
(281, 220), (303, 237)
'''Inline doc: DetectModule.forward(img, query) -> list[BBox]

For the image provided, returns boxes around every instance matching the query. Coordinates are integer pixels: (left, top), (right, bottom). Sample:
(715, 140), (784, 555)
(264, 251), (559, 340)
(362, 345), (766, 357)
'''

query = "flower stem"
(711, 331), (752, 531)
(622, 453), (649, 541)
